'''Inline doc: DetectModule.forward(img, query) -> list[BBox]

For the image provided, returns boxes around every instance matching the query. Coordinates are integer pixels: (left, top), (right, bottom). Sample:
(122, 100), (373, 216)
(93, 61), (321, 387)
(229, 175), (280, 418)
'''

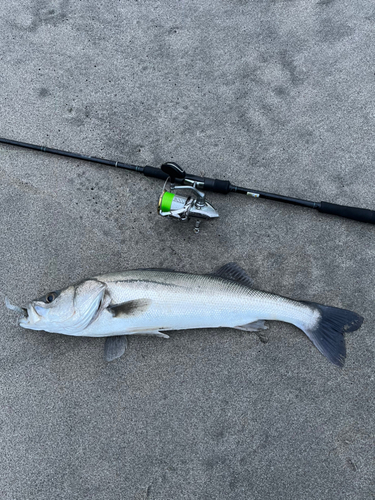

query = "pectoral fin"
(234, 320), (268, 332)
(108, 298), (151, 318)
(104, 336), (128, 362)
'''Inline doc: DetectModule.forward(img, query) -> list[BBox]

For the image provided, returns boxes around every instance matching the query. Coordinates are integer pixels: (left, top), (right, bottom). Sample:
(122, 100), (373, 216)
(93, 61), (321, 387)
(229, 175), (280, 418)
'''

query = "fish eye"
(45, 293), (56, 303)
(36, 290), (61, 305)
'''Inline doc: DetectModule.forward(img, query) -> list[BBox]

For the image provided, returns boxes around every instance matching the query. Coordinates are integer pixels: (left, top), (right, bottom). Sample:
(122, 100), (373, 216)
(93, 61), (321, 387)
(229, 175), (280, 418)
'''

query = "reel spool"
(158, 162), (219, 233)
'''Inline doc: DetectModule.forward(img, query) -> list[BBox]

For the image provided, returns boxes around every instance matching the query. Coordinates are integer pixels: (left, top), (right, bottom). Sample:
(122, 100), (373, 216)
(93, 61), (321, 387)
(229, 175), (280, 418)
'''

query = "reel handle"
(318, 201), (375, 224)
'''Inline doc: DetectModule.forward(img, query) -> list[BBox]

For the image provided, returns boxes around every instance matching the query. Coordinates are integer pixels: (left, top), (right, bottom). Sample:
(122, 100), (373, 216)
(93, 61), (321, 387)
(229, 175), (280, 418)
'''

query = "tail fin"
(301, 302), (363, 367)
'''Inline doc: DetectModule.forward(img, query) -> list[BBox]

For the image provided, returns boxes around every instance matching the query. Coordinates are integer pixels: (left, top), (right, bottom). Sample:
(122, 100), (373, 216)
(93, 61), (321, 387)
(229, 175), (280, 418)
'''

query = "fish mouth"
(19, 304), (42, 328)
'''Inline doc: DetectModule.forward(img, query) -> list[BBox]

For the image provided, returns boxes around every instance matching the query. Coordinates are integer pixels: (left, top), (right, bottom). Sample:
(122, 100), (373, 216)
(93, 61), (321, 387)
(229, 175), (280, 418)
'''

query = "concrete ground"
(1, 1), (374, 499)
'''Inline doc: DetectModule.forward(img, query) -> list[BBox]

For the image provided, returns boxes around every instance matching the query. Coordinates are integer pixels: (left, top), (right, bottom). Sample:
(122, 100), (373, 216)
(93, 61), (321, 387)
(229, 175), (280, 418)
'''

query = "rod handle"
(318, 201), (375, 224)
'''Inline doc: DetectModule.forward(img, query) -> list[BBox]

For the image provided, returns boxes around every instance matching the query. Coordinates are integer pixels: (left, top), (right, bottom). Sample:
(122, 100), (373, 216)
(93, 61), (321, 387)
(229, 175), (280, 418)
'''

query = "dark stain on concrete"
(317, 0), (336, 5)
(273, 85), (289, 97)
(65, 104), (91, 127)
(28, 0), (70, 31)
(38, 87), (50, 98)
(279, 49), (306, 86)
(318, 18), (354, 43)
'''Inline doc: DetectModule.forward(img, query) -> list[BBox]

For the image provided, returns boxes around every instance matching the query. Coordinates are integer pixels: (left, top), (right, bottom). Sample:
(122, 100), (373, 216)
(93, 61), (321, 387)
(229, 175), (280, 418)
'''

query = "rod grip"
(318, 201), (375, 224)
(203, 177), (231, 194)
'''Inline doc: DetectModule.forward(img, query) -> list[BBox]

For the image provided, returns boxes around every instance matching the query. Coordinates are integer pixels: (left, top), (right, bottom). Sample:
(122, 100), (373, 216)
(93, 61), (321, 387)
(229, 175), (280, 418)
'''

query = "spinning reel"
(157, 162), (219, 233)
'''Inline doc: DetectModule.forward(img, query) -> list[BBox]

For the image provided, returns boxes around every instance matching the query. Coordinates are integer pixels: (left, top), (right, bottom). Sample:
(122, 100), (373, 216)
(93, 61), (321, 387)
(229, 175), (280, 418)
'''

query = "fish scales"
(93, 270), (314, 335)
(8, 264), (363, 366)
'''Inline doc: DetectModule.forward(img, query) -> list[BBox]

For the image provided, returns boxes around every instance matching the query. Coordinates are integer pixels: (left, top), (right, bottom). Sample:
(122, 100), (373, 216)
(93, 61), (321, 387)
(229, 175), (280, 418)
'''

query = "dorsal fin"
(212, 263), (254, 288)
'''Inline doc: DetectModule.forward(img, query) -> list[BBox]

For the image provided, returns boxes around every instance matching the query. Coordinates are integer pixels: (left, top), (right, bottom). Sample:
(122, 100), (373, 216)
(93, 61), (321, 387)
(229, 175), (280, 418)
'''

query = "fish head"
(19, 279), (107, 335)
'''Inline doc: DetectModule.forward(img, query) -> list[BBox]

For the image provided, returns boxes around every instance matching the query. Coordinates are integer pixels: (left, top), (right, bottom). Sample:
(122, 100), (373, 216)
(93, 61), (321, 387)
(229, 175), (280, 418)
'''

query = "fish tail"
(300, 302), (363, 367)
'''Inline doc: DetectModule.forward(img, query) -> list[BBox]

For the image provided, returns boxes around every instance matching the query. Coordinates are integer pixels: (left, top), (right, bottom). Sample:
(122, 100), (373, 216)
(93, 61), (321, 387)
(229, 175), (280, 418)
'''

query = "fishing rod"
(1, 136), (374, 232)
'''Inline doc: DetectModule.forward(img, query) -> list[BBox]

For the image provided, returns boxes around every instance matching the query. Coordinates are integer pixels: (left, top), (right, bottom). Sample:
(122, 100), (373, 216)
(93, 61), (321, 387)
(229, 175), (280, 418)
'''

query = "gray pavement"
(1, 1), (375, 499)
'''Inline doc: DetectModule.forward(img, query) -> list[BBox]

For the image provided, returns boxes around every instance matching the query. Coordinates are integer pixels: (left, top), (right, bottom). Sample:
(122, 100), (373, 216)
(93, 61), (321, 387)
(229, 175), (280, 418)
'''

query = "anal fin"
(234, 320), (268, 332)
(134, 331), (170, 338)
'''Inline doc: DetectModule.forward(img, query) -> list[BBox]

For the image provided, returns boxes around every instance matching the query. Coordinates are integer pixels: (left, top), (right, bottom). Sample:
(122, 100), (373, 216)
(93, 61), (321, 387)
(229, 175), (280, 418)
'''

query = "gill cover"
(19, 279), (107, 335)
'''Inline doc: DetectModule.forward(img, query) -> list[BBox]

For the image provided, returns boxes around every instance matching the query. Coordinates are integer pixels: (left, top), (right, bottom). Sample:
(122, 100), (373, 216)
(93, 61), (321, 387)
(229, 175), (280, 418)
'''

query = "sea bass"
(8, 263), (363, 366)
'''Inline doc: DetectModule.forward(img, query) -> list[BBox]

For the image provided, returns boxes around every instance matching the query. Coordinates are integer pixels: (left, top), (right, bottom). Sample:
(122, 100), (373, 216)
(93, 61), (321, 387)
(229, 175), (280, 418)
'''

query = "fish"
(6, 263), (363, 366)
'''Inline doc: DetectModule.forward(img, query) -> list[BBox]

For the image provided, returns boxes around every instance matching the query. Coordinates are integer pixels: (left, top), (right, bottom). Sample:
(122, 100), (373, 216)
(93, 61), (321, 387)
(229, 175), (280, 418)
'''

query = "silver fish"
(9, 263), (363, 366)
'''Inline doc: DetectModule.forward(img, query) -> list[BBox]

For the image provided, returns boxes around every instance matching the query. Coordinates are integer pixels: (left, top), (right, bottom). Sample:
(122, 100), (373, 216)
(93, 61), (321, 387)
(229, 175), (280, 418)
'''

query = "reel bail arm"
(157, 163), (219, 233)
